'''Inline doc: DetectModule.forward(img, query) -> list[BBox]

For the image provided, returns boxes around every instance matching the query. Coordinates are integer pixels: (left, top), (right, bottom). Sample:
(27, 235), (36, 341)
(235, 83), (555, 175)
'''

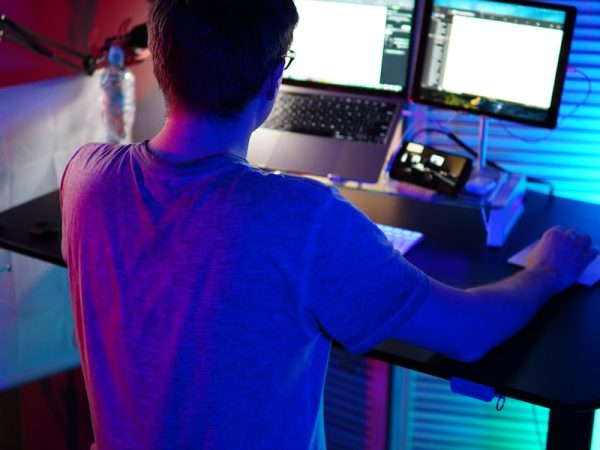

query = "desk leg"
(0, 387), (21, 449)
(546, 409), (594, 450)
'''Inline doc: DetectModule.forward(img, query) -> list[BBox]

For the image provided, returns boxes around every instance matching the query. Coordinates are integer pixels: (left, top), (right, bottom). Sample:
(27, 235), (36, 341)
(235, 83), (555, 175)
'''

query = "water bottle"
(100, 45), (135, 144)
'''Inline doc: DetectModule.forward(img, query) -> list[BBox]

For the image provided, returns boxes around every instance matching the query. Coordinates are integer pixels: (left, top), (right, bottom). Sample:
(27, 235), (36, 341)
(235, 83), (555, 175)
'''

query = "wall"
(0, 0), (164, 140)
(0, 0), (163, 389)
(0, 0), (146, 86)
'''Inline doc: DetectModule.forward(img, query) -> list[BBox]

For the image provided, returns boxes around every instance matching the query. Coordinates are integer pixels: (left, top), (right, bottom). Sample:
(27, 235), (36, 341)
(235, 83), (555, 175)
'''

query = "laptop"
(247, 0), (416, 183)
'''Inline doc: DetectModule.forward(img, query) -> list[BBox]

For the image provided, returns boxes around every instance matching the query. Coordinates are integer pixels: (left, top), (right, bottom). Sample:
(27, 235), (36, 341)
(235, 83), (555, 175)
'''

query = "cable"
(408, 127), (506, 172)
(525, 176), (555, 199)
(500, 67), (593, 144)
(406, 127), (555, 196)
(410, 127), (479, 158)
(564, 67), (593, 120)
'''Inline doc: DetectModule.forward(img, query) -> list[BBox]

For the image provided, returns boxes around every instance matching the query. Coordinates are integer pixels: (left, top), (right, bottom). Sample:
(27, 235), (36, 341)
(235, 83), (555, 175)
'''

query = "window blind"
(404, 371), (550, 450)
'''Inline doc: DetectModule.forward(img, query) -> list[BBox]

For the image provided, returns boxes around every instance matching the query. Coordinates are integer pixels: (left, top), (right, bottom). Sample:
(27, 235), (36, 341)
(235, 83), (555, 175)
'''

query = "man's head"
(147, 0), (298, 120)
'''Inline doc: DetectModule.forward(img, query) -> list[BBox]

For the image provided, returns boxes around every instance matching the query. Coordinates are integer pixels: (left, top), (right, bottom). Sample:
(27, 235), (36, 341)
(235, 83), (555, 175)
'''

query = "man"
(60, 1), (596, 449)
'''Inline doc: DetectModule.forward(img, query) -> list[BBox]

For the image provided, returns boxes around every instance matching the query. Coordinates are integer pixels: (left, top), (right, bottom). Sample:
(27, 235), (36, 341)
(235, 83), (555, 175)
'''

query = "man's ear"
(265, 61), (285, 101)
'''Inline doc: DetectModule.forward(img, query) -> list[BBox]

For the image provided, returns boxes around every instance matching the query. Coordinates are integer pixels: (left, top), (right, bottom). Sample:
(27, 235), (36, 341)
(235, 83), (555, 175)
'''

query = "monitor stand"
(483, 172), (526, 247)
(468, 116), (526, 247)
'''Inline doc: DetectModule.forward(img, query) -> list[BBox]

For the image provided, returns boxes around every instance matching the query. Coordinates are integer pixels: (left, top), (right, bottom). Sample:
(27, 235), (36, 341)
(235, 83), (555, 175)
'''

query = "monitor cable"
(406, 127), (554, 198)
(500, 67), (592, 144)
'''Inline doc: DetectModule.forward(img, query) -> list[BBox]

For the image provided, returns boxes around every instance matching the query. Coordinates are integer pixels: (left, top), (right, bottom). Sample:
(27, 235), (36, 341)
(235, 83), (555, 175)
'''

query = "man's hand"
(525, 226), (597, 293)
(394, 226), (597, 362)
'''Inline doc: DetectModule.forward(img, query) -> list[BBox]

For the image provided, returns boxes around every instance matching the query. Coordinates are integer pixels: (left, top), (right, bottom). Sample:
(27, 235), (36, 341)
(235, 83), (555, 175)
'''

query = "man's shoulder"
(64, 141), (144, 184)
(61, 142), (139, 202)
(68, 142), (134, 169)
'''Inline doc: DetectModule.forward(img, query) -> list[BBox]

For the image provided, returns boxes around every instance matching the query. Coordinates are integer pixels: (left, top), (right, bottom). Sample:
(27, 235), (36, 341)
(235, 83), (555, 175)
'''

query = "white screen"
(285, 0), (387, 89)
(441, 15), (564, 109)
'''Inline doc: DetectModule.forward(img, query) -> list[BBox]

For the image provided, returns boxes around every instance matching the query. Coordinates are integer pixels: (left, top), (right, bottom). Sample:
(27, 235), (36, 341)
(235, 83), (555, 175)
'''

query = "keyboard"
(264, 92), (397, 144)
(376, 223), (424, 255)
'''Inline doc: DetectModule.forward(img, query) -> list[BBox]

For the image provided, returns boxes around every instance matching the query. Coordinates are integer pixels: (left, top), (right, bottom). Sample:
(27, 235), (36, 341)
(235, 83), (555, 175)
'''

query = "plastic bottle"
(99, 45), (135, 144)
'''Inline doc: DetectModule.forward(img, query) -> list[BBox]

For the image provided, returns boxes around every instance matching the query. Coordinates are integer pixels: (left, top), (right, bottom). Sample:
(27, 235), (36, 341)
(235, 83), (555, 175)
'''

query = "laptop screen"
(284, 0), (415, 94)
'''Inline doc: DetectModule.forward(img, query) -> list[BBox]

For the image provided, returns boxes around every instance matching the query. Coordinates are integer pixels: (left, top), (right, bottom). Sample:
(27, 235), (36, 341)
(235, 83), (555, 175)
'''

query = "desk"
(0, 190), (64, 267)
(1, 188), (599, 450)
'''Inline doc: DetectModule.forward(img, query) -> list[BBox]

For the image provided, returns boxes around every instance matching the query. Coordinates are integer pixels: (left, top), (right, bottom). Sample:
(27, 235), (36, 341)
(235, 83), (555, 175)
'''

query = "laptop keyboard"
(376, 223), (424, 255)
(264, 92), (397, 144)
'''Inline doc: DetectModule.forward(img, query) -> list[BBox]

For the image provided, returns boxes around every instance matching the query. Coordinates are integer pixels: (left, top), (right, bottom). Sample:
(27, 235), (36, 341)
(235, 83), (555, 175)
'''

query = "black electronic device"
(99, 23), (148, 55)
(389, 141), (473, 196)
(411, 0), (576, 129)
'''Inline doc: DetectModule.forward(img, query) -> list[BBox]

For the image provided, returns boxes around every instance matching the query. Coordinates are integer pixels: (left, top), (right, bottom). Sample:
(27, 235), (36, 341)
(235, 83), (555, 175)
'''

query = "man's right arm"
(393, 226), (597, 362)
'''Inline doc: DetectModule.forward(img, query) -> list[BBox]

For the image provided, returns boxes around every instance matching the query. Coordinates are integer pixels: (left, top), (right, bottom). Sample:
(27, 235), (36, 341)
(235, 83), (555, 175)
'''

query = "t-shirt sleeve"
(303, 188), (429, 354)
(60, 144), (87, 263)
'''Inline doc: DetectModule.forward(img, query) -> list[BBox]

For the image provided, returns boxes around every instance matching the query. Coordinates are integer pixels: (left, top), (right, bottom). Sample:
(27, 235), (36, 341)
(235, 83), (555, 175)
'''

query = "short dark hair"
(147, 0), (298, 119)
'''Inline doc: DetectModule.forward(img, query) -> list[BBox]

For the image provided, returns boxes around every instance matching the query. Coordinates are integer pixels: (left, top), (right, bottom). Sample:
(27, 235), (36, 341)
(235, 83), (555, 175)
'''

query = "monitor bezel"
(410, 0), (577, 129)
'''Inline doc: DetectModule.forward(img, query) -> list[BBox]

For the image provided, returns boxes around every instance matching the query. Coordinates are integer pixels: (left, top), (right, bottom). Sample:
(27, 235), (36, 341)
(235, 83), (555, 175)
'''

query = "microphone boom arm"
(1, 13), (97, 75)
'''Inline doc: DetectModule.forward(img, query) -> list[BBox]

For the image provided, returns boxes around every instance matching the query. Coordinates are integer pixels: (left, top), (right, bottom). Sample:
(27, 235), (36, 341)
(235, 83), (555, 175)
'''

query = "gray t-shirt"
(60, 141), (428, 450)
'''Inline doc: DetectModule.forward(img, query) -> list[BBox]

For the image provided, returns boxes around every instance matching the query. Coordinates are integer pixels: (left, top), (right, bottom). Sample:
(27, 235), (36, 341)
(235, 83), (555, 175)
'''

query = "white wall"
(0, 74), (106, 388)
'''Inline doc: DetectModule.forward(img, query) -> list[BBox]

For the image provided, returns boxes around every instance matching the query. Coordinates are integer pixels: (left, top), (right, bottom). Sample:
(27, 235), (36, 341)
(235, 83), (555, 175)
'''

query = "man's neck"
(148, 106), (257, 164)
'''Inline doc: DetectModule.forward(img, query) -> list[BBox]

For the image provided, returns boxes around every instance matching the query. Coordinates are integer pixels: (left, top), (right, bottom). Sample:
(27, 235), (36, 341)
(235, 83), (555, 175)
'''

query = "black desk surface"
(0, 190), (64, 266)
(1, 188), (599, 413)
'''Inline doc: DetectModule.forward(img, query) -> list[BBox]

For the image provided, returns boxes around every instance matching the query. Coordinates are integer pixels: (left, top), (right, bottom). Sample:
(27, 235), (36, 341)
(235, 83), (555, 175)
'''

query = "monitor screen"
(411, 0), (576, 128)
(285, 0), (415, 94)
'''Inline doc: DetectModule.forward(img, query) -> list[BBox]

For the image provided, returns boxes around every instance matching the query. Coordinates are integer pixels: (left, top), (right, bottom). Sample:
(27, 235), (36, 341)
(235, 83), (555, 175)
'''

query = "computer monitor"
(411, 0), (576, 129)
(284, 0), (415, 95)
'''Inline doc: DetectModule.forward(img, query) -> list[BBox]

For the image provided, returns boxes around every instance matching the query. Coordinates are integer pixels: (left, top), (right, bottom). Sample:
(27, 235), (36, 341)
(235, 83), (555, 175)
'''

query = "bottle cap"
(107, 45), (125, 68)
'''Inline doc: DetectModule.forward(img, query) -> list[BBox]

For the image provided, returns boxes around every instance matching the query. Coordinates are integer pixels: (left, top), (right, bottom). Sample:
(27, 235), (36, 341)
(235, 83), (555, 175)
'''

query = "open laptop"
(247, 0), (415, 183)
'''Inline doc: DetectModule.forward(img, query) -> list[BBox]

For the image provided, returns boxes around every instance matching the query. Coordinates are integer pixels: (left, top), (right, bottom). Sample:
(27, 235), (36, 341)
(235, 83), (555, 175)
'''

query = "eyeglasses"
(282, 50), (296, 71)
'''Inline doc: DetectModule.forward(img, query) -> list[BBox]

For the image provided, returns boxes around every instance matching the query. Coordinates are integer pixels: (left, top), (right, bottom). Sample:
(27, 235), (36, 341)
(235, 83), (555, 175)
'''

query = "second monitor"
(411, 0), (576, 129)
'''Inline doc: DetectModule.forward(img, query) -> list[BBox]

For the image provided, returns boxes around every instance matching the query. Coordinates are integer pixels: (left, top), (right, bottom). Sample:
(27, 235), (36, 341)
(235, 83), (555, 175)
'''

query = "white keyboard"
(376, 223), (424, 255)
